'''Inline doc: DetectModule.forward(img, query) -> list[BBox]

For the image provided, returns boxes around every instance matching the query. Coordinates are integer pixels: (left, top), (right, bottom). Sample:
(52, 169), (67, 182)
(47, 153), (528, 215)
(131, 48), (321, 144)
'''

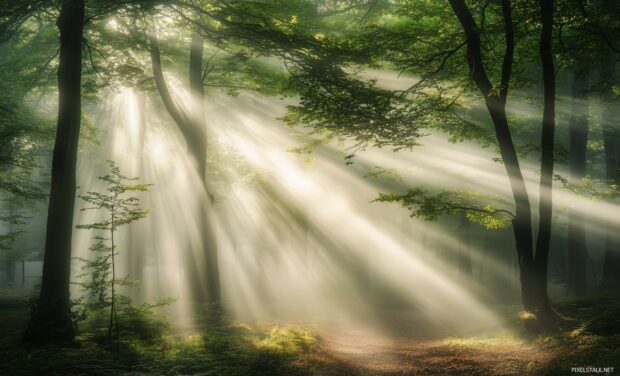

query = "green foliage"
(0, 12), (56, 201)
(79, 300), (172, 344)
(74, 160), (152, 341)
(554, 174), (619, 201)
(282, 66), (427, 152)
(1, 295), (321, 376)
(363, 166), (403, 182)
(257, 325), (318, 355)
(375, 187), (513, 230)
(76, 161), (151, 230)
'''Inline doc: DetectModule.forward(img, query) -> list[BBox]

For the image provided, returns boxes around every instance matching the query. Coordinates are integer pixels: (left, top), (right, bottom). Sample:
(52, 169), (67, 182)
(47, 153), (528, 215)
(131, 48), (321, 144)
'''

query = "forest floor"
(1, 292), (619, 375)
(308, 327), (553, 375)
(307, 297), (620, 375)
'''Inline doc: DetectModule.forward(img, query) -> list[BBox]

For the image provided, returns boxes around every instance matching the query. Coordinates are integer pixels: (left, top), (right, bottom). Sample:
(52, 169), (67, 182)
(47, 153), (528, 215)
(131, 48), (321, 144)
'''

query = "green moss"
(0, 297), (319, 376)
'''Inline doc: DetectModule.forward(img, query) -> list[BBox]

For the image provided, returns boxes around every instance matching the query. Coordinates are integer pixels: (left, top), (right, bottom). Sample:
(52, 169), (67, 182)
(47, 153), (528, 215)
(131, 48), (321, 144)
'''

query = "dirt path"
(303, 326), (556, 375)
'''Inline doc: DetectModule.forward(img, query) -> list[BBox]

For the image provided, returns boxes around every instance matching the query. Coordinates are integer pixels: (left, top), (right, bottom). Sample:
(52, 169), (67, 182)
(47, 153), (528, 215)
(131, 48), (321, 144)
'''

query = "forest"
(0, 0), (619, 375)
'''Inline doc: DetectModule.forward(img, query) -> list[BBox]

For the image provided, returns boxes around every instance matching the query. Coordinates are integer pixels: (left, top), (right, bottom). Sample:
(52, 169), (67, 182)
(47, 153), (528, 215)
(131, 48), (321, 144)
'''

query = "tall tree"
(446, 0), (557, 318)
(534, 0), (557, 316)
(599, 51), (620, 293)
(148, 30), (220, 304)
(24, 0), (85, 344)
(567, 64), (589, 296)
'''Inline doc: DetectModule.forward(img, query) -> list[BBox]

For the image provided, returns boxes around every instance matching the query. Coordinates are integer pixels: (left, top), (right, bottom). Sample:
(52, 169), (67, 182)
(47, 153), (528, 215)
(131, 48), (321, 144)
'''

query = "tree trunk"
(148, 31), (220, 304)
(5, 200), (16, 288)
(567, 66), (589, 296)
(531, 0), (556, 316)
(23, 0), (84, 344)
(189, 34), (221, 306)
(600, 52), (620, 293)
(128, 91), (146, 291)
(448, 0), (553, 316)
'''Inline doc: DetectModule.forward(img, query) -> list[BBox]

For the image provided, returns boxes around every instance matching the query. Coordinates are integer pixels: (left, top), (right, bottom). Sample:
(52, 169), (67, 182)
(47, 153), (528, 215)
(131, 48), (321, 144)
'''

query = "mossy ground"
(0, 294), (319, 376)
(1, 293), (619, 375)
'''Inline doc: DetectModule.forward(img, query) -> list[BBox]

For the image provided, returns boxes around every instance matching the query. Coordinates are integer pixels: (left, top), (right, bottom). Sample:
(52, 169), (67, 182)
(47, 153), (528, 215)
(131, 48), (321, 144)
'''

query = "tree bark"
(532, 0), (556, 316)
(567, 66), (589, 296)
(148, 31), (220, 304)
(600, 52), (620, 293)
(23, 0), (84, 344)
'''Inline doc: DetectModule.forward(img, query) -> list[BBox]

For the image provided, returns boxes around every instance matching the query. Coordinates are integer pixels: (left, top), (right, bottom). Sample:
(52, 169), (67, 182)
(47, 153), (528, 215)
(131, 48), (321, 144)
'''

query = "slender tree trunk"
(24, 0), (84, 344)
(567, 66), (589, 296)
(448, 0), (553, 315)
(189, 34), (221, 306)
(6, 200), (16, 288)
(128, 91), (146, 299)
(148, 31), (220, 304)
(532, 0), (556, 316)
(21, 259), (25, 288)
(108, 211), (116, 342)
(600, 52), (620, 293)
(4, 259), (13, 288)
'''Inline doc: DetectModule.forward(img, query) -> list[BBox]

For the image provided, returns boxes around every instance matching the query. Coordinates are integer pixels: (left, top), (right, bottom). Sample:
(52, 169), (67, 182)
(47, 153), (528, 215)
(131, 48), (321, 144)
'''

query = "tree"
(378, 0), (558, 318)
(75, 160), (151, 342)
(24, 0), (85, 344)
(599, 51), (620, 293)
(263, 0), (560, 319)
(534, 0), (557, 317)
(148, 30), (220, 305)
(567, 64), (589, 296)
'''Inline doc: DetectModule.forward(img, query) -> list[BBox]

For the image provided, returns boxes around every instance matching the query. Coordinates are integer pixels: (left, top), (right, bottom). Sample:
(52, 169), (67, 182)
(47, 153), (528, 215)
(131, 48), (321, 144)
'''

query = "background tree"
(147, 30), (220, 304)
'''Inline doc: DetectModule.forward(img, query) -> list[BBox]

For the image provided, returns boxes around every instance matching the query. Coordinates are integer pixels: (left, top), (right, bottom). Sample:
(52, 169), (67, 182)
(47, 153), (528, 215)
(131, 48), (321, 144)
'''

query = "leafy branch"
(375, 187), (514, 229)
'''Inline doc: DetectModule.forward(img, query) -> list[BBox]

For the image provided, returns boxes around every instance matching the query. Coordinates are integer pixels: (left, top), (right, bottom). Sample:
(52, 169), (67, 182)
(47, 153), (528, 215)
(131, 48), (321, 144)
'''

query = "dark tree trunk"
(23, 0), (84, 344)
(148, 32), (220, 304)
(532, 0), (556, 316)
(567, 66), (589, 296)
(21, 259), (25, 288)
(5, 200), (16, 288)
(600, 52), (620, 293)
(4, 260), (14, 288)
(448, 0), (553, 316)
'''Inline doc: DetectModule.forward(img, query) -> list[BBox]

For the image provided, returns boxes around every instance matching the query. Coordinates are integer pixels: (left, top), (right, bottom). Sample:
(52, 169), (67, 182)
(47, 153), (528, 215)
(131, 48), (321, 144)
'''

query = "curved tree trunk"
(148, 31), (220, 304)
(448, 0), (537, 310)
(23, 0), (84, 344)
(448, 0), (556, 317)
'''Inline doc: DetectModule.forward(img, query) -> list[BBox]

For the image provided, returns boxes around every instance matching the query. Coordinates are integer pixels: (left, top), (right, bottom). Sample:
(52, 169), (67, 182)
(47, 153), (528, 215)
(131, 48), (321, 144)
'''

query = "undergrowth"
(522, 295), (620, 375)
(0, 296), (319, 376)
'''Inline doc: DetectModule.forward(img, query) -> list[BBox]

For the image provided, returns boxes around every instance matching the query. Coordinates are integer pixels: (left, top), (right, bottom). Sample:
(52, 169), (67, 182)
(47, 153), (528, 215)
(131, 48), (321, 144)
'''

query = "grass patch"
(0, 296), (319, 376)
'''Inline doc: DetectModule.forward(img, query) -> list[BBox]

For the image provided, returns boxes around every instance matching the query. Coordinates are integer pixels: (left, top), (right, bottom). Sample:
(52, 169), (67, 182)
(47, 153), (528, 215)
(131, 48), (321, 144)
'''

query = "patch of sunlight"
(518, 311), (537, 321)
